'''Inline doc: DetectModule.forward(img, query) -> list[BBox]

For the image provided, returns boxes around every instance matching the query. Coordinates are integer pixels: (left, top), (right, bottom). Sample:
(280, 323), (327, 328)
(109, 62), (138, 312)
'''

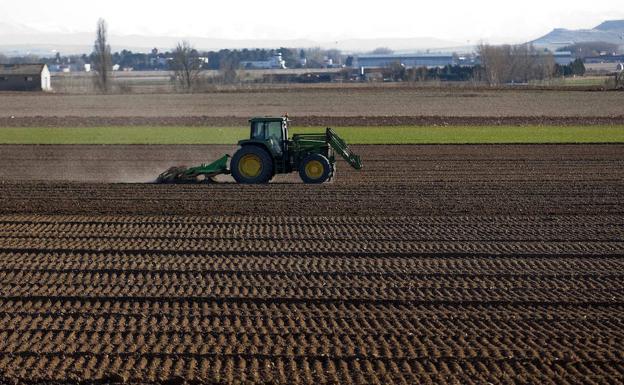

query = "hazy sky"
(1, 0), (623, 43)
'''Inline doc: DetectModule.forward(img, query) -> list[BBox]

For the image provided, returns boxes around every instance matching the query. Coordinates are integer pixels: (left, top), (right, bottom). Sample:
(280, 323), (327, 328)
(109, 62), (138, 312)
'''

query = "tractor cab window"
(251, 120), (284, 157)
(251, 121), (283, 142)
(267, 122), (283, 142)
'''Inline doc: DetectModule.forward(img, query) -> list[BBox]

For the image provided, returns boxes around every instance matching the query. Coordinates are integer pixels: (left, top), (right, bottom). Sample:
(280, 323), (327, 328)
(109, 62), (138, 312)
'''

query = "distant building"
(553, 51), (574, 65)
(584, 54), (624, 64)
(0, 63), (51, 92)
(241, 54), (286, 69)
(48, 64), (71, 73)
(49, 63), (92, 73)
(355, 53), (463, 69)
(584, 62), (622, 73)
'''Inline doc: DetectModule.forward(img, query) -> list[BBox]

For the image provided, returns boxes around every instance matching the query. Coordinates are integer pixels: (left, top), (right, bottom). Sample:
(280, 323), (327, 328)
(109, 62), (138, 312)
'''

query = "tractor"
(156, 116), (362, 184)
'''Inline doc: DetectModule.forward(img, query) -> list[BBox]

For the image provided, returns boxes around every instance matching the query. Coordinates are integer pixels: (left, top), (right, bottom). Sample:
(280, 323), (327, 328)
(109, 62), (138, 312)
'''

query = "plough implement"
(157, 155), (230, 184)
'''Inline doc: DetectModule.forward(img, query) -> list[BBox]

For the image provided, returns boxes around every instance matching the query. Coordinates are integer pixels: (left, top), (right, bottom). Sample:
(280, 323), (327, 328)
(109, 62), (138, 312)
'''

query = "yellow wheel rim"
(238, 154), (262, 178)
(305, 160), (324, 180)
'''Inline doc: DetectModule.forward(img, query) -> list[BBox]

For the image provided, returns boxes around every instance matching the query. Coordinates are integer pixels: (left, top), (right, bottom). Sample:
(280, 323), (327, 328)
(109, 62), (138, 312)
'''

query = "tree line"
(382, 47), (585, 85)
(0, 20), (595, 92)
(476, 44), (587, 85)
(478, 44), (554, 85)
(1, 48), (344, 74)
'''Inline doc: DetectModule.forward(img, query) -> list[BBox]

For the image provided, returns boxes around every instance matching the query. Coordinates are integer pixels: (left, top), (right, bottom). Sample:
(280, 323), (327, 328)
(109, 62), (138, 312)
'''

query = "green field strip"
(0, 126), (623, 144)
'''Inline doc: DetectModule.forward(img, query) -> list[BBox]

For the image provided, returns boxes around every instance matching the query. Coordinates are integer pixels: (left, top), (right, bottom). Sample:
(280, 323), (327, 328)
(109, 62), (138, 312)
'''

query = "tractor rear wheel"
(299, 154), (333, 184)
(231, 146), (273, 184)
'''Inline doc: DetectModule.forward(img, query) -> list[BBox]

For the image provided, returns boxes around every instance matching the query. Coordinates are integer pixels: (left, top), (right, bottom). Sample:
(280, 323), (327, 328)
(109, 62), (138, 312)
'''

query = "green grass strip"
(0, 126), (623, 144)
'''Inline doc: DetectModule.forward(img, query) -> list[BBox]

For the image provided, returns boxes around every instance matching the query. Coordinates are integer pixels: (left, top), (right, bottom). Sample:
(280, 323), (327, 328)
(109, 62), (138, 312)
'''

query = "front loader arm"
(326, 128), (363, 169)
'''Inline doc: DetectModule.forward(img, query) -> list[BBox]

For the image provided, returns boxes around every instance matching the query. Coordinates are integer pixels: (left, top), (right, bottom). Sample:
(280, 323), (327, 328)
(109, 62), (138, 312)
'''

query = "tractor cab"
(244, 117), (290, 158)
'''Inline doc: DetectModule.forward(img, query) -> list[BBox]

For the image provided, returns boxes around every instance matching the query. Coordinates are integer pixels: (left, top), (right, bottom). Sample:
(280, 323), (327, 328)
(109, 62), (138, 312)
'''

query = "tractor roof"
(249, 116), (290, 123)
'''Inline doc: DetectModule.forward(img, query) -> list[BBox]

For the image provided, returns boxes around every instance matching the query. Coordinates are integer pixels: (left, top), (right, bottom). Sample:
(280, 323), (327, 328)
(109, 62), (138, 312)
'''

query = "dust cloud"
(0, 144), (237, 183)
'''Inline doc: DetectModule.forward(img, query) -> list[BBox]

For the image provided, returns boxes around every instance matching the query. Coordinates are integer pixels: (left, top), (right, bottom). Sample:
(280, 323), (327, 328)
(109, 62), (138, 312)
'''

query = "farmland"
(0, 143), (623, 384)
(1, 87), (624, 120)
(0, 85), (623, 384)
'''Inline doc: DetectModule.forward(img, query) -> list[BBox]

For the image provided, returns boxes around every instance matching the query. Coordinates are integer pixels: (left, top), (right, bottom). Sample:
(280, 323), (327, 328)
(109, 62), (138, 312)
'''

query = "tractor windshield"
(251, 121), (283, 141)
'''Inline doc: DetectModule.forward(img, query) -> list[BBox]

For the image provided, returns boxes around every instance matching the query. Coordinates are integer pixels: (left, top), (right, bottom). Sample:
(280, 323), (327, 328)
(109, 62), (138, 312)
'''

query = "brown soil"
(1, 89), (624, 121)
(0, 144), (622, 216)
(0, 144), (622, 384)
(2, 115), (624, 127)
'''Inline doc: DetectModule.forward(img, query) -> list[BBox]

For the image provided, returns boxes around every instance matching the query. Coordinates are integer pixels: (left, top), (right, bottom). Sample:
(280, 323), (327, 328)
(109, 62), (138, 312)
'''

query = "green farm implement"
(156, 116), (362, 184)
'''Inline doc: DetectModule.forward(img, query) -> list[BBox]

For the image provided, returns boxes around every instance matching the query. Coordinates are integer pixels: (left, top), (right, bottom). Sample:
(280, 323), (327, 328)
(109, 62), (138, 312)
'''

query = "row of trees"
(91, 37), (593, 91)
(0, 46), (403, 71)
(10, 47), (344, 73)
(384, 63), (481, 82)
(477, 44), (556, 85)
(382, 54), (585, 84)
(89, 19), (351, 92)
(555, 59), (586, 77)
(477, 44), (588, 85)
(90, 19), (349, 92)
(92, 19), (204, 92)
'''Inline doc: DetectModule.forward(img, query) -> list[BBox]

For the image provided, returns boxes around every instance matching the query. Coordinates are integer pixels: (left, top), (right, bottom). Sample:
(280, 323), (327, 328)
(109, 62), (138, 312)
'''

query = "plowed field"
(0, 144), (622, 384)
(2, 89), (624, 125)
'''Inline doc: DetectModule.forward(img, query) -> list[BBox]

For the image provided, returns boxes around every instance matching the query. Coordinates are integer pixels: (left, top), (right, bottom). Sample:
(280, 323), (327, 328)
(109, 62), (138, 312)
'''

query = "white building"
(241, 54), (286, 69)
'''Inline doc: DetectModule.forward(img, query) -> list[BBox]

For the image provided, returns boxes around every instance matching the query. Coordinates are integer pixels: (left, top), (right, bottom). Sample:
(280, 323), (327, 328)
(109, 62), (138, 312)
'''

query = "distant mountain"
(532, 20), (624, 50)
(594, 20), (624, 31)
(0, 23), (461, 56)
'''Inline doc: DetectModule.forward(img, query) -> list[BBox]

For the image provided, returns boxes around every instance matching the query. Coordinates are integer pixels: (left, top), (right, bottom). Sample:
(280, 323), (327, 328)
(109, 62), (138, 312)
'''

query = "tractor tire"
(299, 154), (333, 184)
(231, 146), (273, 184)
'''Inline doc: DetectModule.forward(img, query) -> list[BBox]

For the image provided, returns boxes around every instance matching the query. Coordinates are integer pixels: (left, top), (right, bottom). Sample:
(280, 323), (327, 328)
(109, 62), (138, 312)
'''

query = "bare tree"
(301, 47), (325, 68)
(325, 49), (343, 65)
(478, 43), (555, 85)
(477, 44), (508, 85)
(171, 41), (203, 91)
(386, 61), (406, 81)
(219, 58), (238, 84)
(92, 18), (112, 92)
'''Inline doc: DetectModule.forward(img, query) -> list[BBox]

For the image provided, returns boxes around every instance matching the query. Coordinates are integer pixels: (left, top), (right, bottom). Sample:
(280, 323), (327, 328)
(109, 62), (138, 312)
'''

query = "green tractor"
(157, 116), (362, 184)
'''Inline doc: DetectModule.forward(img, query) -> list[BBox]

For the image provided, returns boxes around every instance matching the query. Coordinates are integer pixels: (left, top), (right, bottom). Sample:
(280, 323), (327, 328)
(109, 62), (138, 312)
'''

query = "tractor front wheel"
(299, 154), (333, 184)
(231, 146), (273, 184)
